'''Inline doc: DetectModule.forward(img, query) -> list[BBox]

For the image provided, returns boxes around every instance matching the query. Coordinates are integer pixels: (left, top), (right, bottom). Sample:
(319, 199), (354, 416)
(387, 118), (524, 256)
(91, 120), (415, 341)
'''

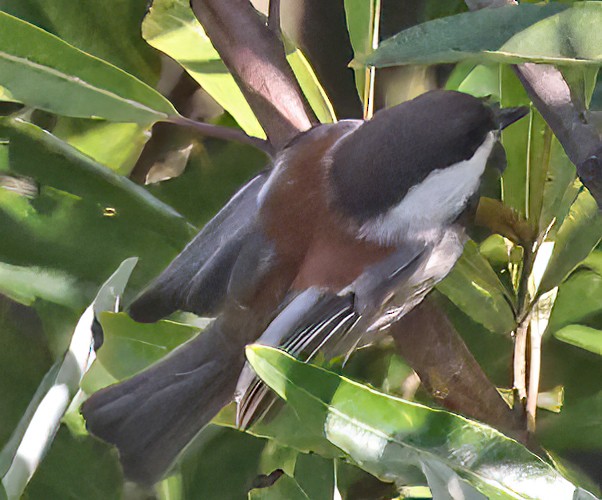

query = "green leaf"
(548, 268), (602, 335)
(22, 427), (122, 500)
(0, 299), (53, 472)
(248, 474), (309, 500)
(0, 85), (16, 103)
(146, 134), (266, 228)
(0, 262), (82, 308)
(437, 241), (516, 334)
(52, 119), (151, 175)
(499, 65), (532, 217)
(247, 345), (588, 499)
(0, 259), (134, 498)
(0, 0), (161, 85)
(368, 3), (602, 68)
(0, 11), (176, 124)
(292, 454), (334, 500)
(538, 190), (602, 295)
(179, 425), (266, 499)
(554, 325), (602, 356)
(343, 0), (374, 60)
(94, 312), (199, 381)
(285, 43), (336, 124)
(0, 119), (192, 290)
(141, 0), (265, 138)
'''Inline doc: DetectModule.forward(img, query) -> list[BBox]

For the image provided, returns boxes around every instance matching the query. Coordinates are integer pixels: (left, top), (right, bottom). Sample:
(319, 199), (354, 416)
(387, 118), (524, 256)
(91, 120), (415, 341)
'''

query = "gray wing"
(236, 226), (467, 428)
(128, 172), (269, 323)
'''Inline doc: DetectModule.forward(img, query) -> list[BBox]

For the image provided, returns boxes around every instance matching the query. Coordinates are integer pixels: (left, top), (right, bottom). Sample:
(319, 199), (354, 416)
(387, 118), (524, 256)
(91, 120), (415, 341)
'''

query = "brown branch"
(465, 0), (602, 207)
(190, 0), (316, 150)
(391, 298), (524, 435)
(167, 116), (274, 155)
(514, 65), (602, 206)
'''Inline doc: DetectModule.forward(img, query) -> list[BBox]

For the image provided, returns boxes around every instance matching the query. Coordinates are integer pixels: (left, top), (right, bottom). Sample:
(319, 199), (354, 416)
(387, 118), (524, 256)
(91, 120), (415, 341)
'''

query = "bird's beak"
(495, 106), (529, 130)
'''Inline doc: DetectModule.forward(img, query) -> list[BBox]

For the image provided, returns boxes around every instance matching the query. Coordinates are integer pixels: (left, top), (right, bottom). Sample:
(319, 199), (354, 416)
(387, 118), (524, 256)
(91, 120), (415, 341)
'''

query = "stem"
(526, 320), (542, 433)
(513, 317), (529, 403)
(167, 116), (274, 156)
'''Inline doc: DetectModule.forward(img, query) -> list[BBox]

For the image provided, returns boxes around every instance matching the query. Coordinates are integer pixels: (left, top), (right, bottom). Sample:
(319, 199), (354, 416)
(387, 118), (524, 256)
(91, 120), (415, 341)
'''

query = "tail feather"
(82, 318), (246, 485)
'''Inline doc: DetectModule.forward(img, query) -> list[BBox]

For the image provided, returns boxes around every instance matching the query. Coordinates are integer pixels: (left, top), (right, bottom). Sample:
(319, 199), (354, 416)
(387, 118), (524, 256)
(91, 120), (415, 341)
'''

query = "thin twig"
(167, 116), (274, 156)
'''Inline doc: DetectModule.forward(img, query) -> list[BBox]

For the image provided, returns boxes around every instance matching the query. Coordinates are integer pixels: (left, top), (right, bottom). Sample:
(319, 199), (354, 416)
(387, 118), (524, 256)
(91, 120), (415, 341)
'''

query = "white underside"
(359, 131), (496, 245)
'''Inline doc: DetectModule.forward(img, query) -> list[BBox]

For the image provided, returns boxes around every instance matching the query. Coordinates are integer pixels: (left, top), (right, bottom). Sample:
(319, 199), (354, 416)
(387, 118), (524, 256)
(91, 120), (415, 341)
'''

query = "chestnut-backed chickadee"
(82, 90), (528, 485)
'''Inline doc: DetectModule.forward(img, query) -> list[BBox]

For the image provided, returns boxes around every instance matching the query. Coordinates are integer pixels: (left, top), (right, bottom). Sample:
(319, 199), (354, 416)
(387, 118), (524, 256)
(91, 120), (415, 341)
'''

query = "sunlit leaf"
(52, 119), (151, 176)
(554, 325), (602, 356)
(0, 259), (134, 498)
(0, 12), (176, 124)
(141, 0), (265, 137)
(285, 43), (336, 123)
(247, 345), (588, 499)
(0, 262), (82, 308)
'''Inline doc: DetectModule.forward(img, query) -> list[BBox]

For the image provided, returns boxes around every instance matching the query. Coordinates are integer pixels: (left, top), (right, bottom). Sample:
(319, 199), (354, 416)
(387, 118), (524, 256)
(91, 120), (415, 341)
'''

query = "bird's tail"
(81, 317), (246, 485)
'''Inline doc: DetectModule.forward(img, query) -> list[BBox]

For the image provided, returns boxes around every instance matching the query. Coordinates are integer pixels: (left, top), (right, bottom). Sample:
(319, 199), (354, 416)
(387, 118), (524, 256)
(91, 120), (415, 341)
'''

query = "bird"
(81, 89), (528, 485)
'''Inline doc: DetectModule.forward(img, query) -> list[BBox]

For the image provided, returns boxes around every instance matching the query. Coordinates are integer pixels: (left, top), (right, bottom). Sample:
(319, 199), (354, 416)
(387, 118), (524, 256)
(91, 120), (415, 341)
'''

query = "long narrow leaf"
(247, 345), (590, 499)
(0, 12), (176, 124)
(368, 3), (602, 67)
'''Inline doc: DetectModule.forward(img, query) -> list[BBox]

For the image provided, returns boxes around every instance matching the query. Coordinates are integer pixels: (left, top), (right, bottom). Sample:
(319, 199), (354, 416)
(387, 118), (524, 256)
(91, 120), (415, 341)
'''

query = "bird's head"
(326, 90), (528, 244)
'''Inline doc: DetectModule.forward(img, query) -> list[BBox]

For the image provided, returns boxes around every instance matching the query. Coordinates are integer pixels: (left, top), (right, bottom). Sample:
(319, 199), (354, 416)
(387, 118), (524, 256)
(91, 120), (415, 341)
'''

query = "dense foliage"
(0, 0), (601, 498)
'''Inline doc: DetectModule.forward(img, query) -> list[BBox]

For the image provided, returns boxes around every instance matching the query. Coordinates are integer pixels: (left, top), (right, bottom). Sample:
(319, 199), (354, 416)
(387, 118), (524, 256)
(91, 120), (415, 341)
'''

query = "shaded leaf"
(141, 0), (264, 137)
(248, 473), (309, 500)
(548, 268), (602, 335)
(94, 311), (199, 381)
(0, 12), (175, 124)
(369, 3), (602, 67)
(499, 65), (532, 217)
(554, 325), (602, 356)
(0, 118), (192, 291)
(437, 240), (515, 334)
(538, 190), (602, 295)
(0, 0), (160, 84)
(179, 425), (265, 499)
(247, 345), (587, 499)
(0, 299), (53, 469)
(146, 136), (266, 228)
(22, 427), (122, 500)
(0, 259), (134, 498)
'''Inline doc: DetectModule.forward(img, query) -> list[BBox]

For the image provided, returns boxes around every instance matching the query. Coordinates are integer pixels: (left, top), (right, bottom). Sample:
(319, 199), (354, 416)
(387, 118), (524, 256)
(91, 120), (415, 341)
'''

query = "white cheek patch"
(360, 131), (496, 245)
